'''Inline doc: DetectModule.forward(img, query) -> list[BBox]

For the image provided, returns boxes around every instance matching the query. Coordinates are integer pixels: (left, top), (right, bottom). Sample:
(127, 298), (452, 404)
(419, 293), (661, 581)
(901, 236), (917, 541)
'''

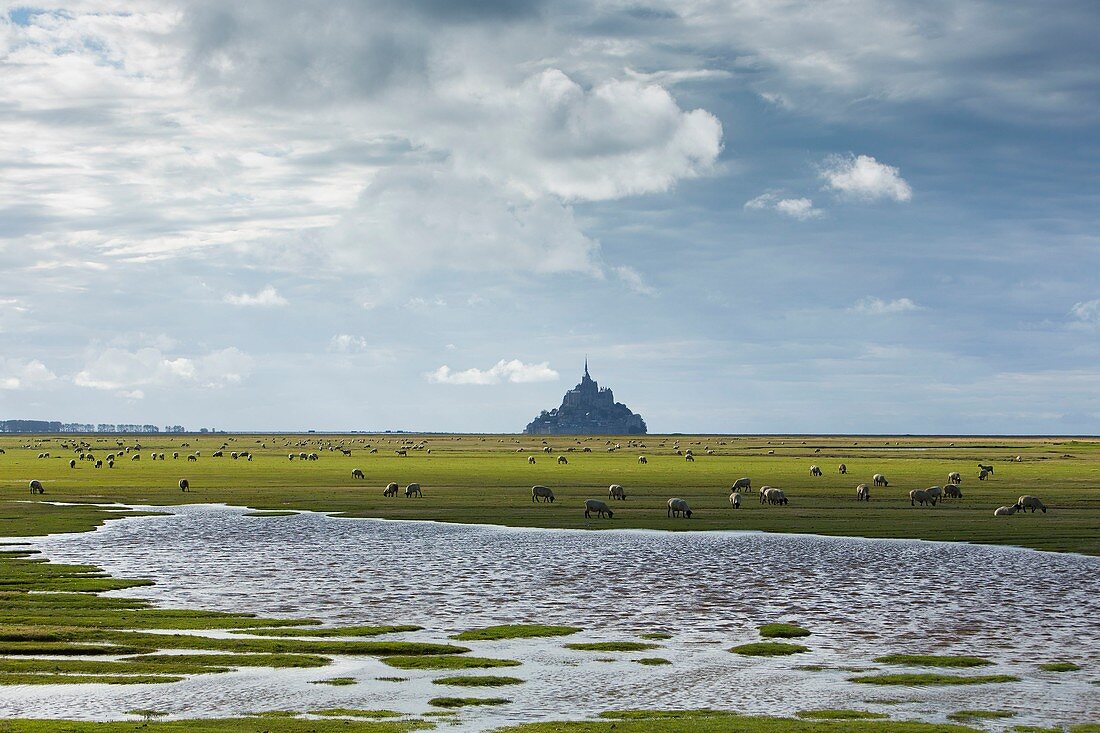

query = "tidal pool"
(4, 504), (1098, 731)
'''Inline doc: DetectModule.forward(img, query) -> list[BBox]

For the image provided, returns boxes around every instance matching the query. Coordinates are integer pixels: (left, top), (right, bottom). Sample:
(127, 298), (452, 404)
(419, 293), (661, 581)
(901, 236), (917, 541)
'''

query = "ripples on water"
(5, 505), (1098, 731)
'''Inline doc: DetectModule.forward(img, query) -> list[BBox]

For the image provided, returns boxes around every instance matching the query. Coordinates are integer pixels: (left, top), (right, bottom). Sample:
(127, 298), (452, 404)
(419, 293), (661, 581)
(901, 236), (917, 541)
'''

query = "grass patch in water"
(640, 632), (673, 640)
(0, 673), (183, 685)
(796, 710), (889, 720)
(432, 675), (523, 687)
(730, 642), (809, 656)
(234, 625), (421, 638)
(311, 709), (403, 718)
(797, 665), (827, 671)
(760, 623), (811, 638)
(636, 657), (671, 666)
(564, 642), (660, 652)
(128, 653), (330, 669)
(428, 696), (509, 708)
(0, 642), (153, 656)
(243, 511), (299, 517)
(947, 711), (1017, 722)
(850, 673), (1019, 686)
(451, 624), (580, 641)
(381, 655), (521, 670)
(874, 654), (992, 668)
(1011, 727), (1063, 733)
(0, 719), (430, 731)
(1039, 661), (1081, 672)
(377, 676), (408, 682)
(311, 677), (357, 686)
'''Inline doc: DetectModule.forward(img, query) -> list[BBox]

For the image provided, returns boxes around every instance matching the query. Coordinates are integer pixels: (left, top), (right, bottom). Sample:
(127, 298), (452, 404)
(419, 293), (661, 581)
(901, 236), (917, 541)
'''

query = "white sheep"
(179, 479), (189, 492)
(838, 463), (847, 474)
(405, 483), (422, 498)
(809, 465), (822, 476)
(856, 483), (870, 501)
(584, 499), (613, 519)
(667, 497), (693, 518)
(383, 482), (398, 497)
(979, 468), (990, 481)
(994, 504), (1019, 516)
(685, 454), (695, 462)
(731, 477), (751, 492)
(873, 473), (889, 487)
(638, 456), (647, 464)
(909, 489), (936, 506)
(528, 456), (536, 464)
(608, 484), (627, 500)
(925, 486), (943, 503)
(947, 471), (962, 485)
(351, 469), (365, 479)
(557, 456), (568, 464)
(944, 485), (963, 499)
(1016, 495), (1047, 513)
(29, 480), (44, 494)
(763, 488), (788, 505)
(531, 485), (555, 503)
(729, 492), (741, 508)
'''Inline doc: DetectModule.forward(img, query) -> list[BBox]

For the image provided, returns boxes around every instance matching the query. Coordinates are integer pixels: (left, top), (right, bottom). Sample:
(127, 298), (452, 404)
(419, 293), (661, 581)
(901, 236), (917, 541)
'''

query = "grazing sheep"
(667, 498), (693, 518)
(351, 469), (365, 479)
(557, 456), (568, 464)
(856, 483), (870, 501)
(173, 452), (179, 459)
(1015, 455), (1023, 462)
(230, 452), (238, 460)
(809, 465), (822, 477)
(979, 468), (990, 481)
(288, 454), (295, 460)
(763, 488), (788, 505)
(731, 477), (751, 492)
(383, 482), (399, 497)
(299, 452), (308, 459)
(29, 480), (44, 494)
(187, 454), (197, 462)
(767, 449), (775, 455)
(583, 447), (592, 452)
(179, 479), (189, 492)
(131, 454), (140, 461)
(584, 499), (613, 519)
(944, 485), (962, 499)
(994, 504), (1019, 516)
(729, 492), (741, 509)
(543, 446), (552, 454)
(1016, 495), (1047, 513)
(608, 484), (626, 500)
(685, 454), (695, 462)
(838, 463), (847, 475)
(308, 453), (318, 461)
(948, 471), (962, 485)
(638, 456), (647, 464)
(396, 449), (408, 457)
(873, 473), (889, 487)
(405, 483), (422, 498)
(909, 489), (936, 506)
(925, 486), (944, 503)
(528, 456), (536, 464)
(212, 450), (223, 457)
(531, 485), (555, 503)
(978, 463), (994, 475)
(94, 460), (102, 468)
(69, 459), (76, 469)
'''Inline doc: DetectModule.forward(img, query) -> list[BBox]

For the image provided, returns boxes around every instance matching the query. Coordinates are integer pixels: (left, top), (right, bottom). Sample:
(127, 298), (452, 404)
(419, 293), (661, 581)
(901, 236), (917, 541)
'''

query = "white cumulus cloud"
(745, 192), (823, 220)
(851, 296), (922, 315)
(0, 359), (57, 390)
(821, 154), (912, 202)
(224, 285), (288, 307)
(74, 346), (253, 394)
(614, 265), (658, 296)
(426, 359), (559, 386)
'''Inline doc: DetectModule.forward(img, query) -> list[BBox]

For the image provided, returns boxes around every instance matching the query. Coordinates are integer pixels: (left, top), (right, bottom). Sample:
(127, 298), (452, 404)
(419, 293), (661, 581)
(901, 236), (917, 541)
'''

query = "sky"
(1, 0), (1098, 434)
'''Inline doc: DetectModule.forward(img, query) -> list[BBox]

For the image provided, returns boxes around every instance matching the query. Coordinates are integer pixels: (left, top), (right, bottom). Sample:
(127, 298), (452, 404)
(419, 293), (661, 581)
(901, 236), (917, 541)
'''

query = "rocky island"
(524, 360), (647, 435)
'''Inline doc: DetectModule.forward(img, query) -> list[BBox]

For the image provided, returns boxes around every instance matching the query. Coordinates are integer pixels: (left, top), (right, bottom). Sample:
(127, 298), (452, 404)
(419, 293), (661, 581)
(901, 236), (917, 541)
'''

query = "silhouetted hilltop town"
(524, 361), (647, 435)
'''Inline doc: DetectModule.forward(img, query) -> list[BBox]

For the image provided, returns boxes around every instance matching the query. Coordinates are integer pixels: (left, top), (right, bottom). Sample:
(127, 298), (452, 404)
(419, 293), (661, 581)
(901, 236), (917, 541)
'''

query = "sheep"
(944, 485), (962, 499)
(759, 485), (772, 503)
(684, 454), (695, 462)
(584, 499), (613, 519)
(531, 485), (555, 503)
(528, 456), (536, 464)
(396, 449), (408, 457)
(731, 477), (751, 492)
(179, 479), (189, 492)
(767, 449), (775, 455)
(383, 482), (399, 497)
(308, 453), (318, 461)
(979, 468), (990, 481)
(543, 446), (552, 454)
(1015, 455), (1023, 462)
(69, 459), (76, 469)
(187, 454), (197, 462)
(608, 484), (626, 500)
(947, 471), (962, 485)
(405, 483), (422, 498)
(994, 504), (1019, 516)
(763, 488), (788, 505)
(838, 463), (847, 475)
(94, 460), (102, 468)
(288, 454), (295, 461)
(299, 452), (308, 459)
(351, 469), (365, 479)
(29, 480), (44, 495)
(1016, 495), (1047, 513)
(909, 489), (936, 506)
(583, 447), (592, 453)
(667, 497), (693, 518)
(131, 454), (140, 461)
(925, 486), (943, 503)
(638, 456), (647, 464)
(873, 473), (889, 487)
(856, 483), (870, 501)
(729, 492), (741, 509)
(230, 451), (239, 460)
(557, 456), (568, 464)
(978, 463), (994, 475)
(809, 465), (822, 477)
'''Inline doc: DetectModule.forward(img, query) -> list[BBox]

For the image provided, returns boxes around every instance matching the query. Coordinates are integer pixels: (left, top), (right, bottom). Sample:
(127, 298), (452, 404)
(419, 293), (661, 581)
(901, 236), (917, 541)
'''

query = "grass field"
(2, 432), (1098, 554)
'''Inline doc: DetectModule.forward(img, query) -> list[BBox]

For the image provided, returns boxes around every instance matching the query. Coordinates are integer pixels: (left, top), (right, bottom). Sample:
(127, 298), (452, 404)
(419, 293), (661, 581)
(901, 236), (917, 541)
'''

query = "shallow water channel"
(4, 504), (1099, 730)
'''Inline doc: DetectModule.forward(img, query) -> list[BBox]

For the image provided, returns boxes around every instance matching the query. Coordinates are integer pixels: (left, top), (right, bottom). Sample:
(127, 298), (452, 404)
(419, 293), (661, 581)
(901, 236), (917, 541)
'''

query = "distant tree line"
(0, 420), (189, 434)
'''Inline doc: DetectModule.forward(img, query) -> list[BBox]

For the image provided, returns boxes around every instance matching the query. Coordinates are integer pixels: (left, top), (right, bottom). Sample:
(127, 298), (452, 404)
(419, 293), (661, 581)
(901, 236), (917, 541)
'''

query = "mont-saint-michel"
(524, 361), (647, 435)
